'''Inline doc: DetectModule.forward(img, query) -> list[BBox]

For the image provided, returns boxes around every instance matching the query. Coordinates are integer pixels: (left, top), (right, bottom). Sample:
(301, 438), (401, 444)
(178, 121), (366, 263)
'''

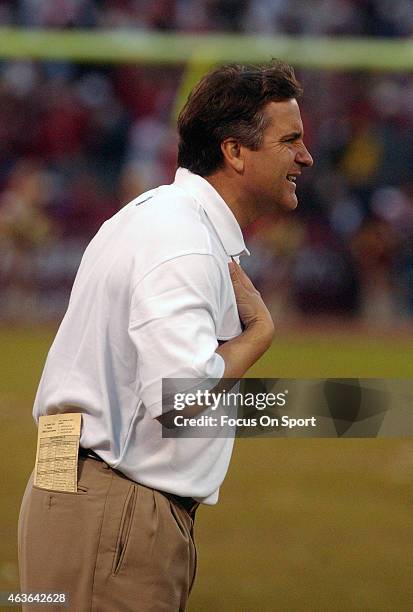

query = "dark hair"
(177, 60), (302, 176)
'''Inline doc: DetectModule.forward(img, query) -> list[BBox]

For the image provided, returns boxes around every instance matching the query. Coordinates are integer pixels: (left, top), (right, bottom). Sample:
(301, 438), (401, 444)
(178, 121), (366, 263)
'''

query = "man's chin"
(279, 194), (298, 211)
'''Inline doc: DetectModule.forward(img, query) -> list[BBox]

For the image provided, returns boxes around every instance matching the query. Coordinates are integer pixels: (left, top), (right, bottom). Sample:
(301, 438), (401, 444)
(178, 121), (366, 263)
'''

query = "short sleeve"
(128, 253), (226, 417)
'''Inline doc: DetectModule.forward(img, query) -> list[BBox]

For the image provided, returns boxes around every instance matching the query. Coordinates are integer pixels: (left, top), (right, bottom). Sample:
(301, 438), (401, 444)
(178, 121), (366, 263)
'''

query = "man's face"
(241, 99), (313, 216)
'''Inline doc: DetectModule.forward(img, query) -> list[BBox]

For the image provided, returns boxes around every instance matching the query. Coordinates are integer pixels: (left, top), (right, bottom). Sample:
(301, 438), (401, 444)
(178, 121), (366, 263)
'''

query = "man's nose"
(297, 144), (313, 167)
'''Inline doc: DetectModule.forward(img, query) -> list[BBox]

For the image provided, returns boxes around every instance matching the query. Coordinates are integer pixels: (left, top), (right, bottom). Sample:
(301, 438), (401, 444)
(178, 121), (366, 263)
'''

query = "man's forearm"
(216, 323), (273, 379)
(157, 325), (272, 427)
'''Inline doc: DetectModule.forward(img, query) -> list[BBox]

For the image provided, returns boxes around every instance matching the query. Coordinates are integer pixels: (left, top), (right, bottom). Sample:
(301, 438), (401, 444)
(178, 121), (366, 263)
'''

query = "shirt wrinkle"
(129, 251), (224, 305)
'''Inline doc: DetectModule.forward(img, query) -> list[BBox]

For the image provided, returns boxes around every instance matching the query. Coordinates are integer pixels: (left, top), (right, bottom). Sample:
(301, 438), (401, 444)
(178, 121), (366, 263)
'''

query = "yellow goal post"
(0, 28), (411, 118)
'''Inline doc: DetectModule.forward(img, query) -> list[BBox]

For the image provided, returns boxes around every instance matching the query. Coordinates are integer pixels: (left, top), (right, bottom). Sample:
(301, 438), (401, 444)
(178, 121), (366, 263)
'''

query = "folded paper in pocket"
(34, 413), (81, 493)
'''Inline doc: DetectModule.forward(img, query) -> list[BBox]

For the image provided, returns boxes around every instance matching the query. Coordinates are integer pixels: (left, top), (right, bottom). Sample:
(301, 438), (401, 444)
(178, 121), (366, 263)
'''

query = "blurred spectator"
(292, 220), (360, 316)
(0, 159), (54, 317)
(350, 216), (397, 321)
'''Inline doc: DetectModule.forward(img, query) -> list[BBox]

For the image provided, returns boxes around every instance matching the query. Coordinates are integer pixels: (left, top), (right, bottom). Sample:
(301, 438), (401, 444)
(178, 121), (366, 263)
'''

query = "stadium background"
(1, 1), (413, 610)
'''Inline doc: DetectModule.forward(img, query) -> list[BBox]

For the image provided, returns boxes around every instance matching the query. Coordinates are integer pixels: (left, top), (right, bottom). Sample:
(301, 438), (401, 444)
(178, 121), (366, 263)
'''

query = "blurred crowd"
(0, 0), (412, 323)
(0, 0), (412, 36)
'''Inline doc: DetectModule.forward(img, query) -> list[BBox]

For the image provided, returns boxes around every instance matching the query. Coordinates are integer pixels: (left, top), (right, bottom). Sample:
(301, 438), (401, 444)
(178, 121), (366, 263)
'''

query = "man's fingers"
(228, 260), (237, 277)
(228, 260), (248, 291)
(228, 261), (245, 294)
(228, 259), (273, 333)
(229, 260), (258, 292)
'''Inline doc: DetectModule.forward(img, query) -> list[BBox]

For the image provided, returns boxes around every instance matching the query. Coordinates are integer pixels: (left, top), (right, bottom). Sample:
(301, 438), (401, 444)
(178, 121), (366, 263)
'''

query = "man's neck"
(204, 171), (253, 228)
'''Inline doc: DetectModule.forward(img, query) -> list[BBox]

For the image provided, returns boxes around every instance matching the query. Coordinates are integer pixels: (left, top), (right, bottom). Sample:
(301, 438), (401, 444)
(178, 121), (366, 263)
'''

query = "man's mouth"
(286, 174), (297, 183)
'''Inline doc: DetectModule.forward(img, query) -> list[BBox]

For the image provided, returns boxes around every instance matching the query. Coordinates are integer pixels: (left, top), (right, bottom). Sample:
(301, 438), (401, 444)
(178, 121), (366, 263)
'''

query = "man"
(18, 60), (312, 611)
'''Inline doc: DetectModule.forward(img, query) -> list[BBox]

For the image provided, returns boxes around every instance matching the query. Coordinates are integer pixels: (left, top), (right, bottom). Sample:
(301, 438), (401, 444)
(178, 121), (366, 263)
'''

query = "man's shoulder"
(128, 183), (200, 219)
(124, 183), (211, 252)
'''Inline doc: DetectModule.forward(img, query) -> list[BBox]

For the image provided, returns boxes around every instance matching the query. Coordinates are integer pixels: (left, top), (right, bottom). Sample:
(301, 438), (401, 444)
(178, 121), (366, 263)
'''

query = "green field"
(1, 326), (413, 611)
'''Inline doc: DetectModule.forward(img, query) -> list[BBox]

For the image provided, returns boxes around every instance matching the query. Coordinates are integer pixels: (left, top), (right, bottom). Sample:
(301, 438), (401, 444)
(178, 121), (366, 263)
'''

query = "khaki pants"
(18, 456), (197, 611)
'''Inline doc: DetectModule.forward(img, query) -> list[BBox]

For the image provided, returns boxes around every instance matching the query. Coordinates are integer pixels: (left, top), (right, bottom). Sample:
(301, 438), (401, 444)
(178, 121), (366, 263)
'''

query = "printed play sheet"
(34, 413), (81, 492)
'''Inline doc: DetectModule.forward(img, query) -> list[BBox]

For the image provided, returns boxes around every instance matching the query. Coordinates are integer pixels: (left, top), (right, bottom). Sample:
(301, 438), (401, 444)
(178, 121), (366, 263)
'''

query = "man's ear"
(220, 139), (244, 173)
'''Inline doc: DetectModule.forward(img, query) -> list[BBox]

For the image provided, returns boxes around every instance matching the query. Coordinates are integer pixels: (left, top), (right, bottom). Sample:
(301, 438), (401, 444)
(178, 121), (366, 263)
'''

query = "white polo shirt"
(33, 167), (249, 504)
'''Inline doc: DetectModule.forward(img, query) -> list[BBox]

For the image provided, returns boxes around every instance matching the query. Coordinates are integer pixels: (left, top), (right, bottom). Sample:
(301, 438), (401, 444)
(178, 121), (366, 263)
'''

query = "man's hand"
(228, 260), (275, 341)
(214, 261), (274, 379)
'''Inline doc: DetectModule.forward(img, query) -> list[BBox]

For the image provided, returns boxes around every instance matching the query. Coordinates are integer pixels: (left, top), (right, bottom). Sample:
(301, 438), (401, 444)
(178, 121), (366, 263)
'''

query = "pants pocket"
(112, 484), (137, 575)
(32, 484), (89, 495)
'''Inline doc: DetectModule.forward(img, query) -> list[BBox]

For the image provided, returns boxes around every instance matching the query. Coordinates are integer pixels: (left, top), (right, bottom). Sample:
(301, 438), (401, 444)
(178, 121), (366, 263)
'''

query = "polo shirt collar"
(174, 167), (250, 258)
